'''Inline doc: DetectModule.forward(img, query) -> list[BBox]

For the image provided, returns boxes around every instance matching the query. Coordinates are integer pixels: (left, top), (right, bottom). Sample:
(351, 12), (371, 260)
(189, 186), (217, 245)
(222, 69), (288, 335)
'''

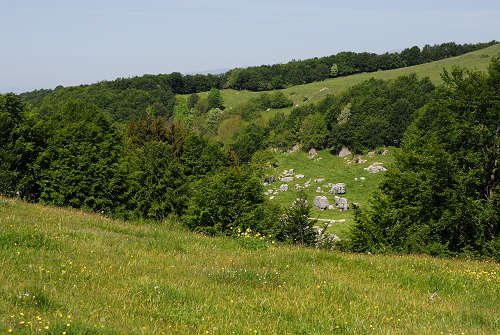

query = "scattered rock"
(264, 176), (276, 184)
(368, 151), (375, 158)
(304, 180), (311, 188)
(328, 205), (335, 210)
(280, 184), (289, 192)
(266, 108), (271, 112)
(330, 183), (346, 194)
(287, 143), (302, 154)
(289, 169), (294, 175)
(364, 162), (387, 174)
(316, 187), (323, 193)
(314, 178), (325, 183)
(281, 176), (294, 183)
(295, 184), (301, 190)
(334, 197), (349, 211)
(319, 87), (328, 92)
(382, 148), (389, 155)
(296, 174), (305, 179)
(314, 196), (330, 210)
(308, 148), (318, 159)
(338, 147), (351, 158)
(269, 196), (275, 200)
(360, 177), (366, 181)
(354, 177), (358, 181)
(263, 182), (268, 186)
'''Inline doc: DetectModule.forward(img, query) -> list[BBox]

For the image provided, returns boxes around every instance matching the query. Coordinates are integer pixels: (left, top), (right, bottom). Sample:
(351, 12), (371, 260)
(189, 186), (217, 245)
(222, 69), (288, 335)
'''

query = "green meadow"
(201, 44), (500, 108)
(1, 198), (498, 334)
(263, 148), (396, 239)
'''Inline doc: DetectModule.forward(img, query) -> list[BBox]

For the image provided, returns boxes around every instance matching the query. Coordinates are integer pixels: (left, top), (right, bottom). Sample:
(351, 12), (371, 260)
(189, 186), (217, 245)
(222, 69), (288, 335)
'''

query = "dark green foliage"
(0, 94), (30, 196)
(273, 195), (316, 246)
(299, 113), (328, 151)
(350, 58), (500, 258)
(252, 91), (293, 109)
(125, 141), (187, 220)
(33, 100), (125, 214)
(325, 74), (434, 152)
(237, 101), (260, 121)
(23, 80), (178, 124)
(224, 41), (496, 91)
(185, 168), (274, 235)
(181, 134), (227, 176)
(208, 88), (224, 110)
(187, 93), (200, 109)
(232, 123), (267, 162)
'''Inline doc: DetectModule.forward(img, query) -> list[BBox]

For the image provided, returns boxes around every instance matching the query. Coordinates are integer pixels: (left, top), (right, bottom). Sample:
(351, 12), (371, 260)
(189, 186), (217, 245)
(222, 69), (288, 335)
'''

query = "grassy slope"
(266, 149), (396, 238)
(1, 198), (499, 334)
(180, 44), (500, 122)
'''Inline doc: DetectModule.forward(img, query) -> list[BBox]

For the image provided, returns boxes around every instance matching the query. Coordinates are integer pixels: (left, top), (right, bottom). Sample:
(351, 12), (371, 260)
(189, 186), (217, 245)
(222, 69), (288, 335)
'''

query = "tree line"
(19, 41), (497, 119)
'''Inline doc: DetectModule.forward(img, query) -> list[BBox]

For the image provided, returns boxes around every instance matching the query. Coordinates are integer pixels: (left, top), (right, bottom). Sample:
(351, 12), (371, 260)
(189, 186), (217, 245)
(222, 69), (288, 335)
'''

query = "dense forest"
(18, 41), (496, 124)
(2, 53), (499, 259)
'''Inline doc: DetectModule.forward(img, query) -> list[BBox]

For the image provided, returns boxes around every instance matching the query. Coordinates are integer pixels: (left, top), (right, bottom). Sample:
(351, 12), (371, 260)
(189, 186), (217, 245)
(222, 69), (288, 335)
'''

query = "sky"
(1, 0), (499, 93)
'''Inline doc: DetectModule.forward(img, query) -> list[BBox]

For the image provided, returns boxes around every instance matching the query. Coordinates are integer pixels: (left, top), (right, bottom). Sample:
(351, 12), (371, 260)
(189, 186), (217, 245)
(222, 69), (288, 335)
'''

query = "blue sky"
(1, 0), (499, 93)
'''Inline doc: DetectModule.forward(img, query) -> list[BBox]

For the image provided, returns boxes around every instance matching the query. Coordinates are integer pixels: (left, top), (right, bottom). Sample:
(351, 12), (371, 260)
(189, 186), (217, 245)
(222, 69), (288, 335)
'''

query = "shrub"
(274, 195), (316, 246)
(184, 168), (270, 235)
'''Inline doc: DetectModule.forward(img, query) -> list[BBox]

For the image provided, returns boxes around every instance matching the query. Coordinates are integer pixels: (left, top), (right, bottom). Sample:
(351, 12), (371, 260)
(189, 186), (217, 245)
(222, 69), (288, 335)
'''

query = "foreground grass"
(1, 198), (499, 334)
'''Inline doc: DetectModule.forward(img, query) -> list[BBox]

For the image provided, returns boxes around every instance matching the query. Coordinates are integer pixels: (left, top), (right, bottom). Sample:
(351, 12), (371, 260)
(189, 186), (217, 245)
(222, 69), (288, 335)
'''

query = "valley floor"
(1, 198), (498, 334)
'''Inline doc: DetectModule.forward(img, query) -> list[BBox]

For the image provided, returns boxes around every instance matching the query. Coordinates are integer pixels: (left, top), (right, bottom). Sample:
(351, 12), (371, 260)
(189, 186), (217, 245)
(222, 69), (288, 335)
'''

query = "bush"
(274, 195), (316, 246)
(184, 168), (273, 235)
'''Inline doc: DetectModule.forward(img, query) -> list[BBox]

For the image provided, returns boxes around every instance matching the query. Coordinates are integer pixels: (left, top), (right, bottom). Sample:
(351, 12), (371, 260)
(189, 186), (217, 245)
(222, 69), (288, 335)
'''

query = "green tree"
(184, 168), (267, 235)
(274, 195), (316, 246)
(208, 88), (224, 110)
(34, 100), (124, 214)
(299, 113), (327, 151)
(125, 141), (187, 220)
(350, 59), (500, 258)
(187, 93), (200, 109)
(330, 63), (339, 77)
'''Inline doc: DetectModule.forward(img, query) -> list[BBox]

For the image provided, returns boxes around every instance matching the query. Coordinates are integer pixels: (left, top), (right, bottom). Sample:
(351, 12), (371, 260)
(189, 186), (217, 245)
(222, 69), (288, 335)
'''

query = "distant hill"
(191, 43), (500, 113)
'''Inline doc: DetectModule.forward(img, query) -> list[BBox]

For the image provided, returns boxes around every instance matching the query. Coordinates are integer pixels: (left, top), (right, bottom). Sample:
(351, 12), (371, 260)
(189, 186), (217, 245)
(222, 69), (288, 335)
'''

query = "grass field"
(189, 44), (500, 111)
(263, 148), (396, 239)
(1, 198), (498, 334)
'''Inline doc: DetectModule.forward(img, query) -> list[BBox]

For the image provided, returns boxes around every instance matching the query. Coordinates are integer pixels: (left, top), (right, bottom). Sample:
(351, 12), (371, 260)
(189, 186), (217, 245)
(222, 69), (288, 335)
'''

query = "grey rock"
(308, 148), (318, 159)
(314, 178), (325, 183)
(364, 162), (387, 174)
(280, 184), (289, 192)
(314, 196), (330, 210)
(316, 187), (323, 193)
(330, 183), (346, 194)
(339, 147), (351, 158)
(336, 197), (349, 211)
(281, 176), (294, 182)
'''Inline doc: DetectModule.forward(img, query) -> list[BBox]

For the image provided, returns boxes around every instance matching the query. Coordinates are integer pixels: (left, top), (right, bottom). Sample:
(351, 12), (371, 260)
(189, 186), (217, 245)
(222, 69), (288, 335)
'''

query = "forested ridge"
(2, 46), (499, 259)
(18, 41), (496, 124)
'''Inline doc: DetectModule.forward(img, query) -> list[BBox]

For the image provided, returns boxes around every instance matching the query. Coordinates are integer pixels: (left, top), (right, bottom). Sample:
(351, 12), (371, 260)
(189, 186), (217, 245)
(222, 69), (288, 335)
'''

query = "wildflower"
(8, 329), (12, 333)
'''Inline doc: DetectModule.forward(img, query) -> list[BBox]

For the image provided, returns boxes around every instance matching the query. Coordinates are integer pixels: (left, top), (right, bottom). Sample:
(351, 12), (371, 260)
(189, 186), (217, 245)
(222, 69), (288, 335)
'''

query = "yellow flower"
(8, 329), (12, 333)
(44, 325), (49, 330)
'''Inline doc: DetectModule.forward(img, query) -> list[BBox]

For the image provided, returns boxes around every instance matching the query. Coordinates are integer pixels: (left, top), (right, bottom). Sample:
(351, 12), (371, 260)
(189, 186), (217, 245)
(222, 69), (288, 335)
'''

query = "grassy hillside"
(184, 44), (500, 117)
(1, 198), (499, 334)
(263, 148), (396, 238)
